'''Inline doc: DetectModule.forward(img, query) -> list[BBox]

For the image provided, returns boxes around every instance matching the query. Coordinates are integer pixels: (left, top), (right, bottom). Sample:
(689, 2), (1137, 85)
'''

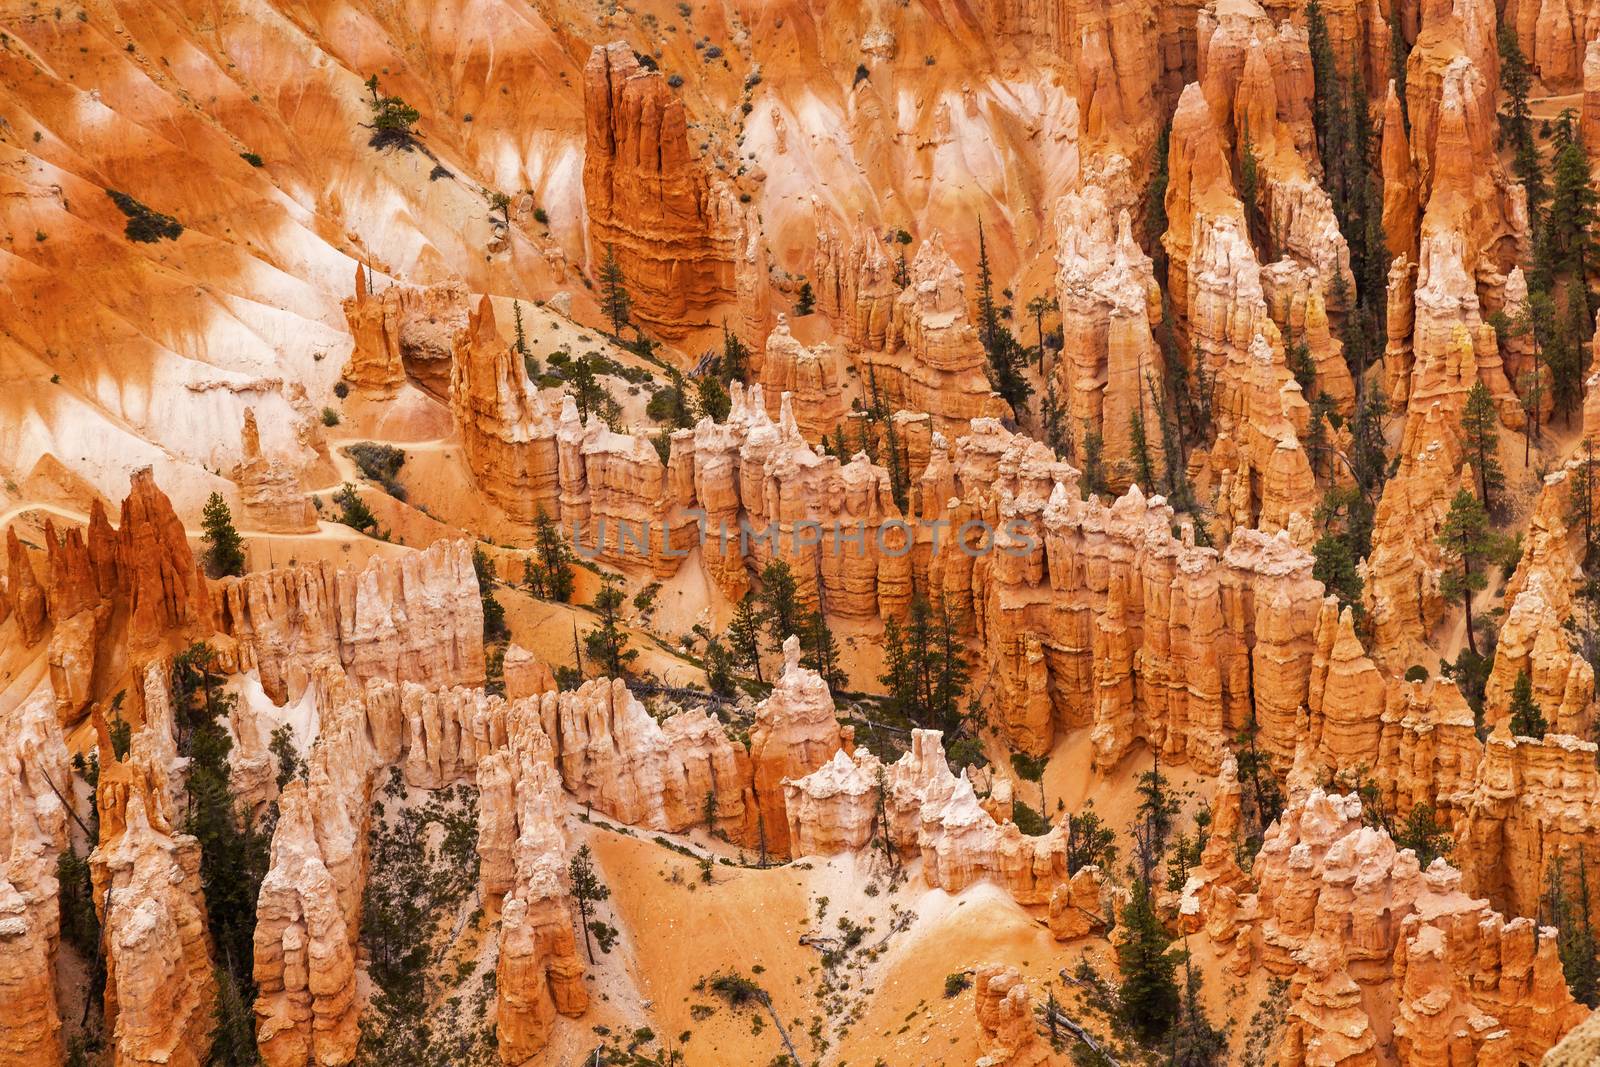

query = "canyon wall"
(582, 42), (738, 337)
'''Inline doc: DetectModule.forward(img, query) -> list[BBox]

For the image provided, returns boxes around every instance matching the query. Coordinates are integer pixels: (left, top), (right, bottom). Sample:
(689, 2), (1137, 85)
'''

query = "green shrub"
(347, 441), (406, 500)
(106, 189), (182, 242)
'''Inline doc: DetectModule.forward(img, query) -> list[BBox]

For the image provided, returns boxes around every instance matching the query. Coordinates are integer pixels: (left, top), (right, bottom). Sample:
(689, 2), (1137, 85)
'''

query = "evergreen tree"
(1460, 380), (1506, 513)
(568, 845), (611, 963)
(1548, 110), (1598, 282)
(564, 353), (611, 422)
(210, 964), (261, 1067)
(1552, 285), (1590, 419)
(1080, 426), (1108, 499)
(1288, 339), (1317, 396)
(1065, 802), (1118, 874)
(1235, 713), (1284, 841)
(1569, 442), (1599, 571)
(1146, 119), (1172, 278)
(878, 594), (969, 733)
(1390, 12), (1410, 126)
(697, 374), (732, 421)
(1238, 124), (1262, 246)
(1026, 292), (1058, 370)
(524, 506), (576, 602)
(757, 560), (805, 653)
(1130, 409), (1155, 491)
(704, 637), (737, 698)
(727, 592), (768, 683)
(1042, 378), (1068, 457)
(1167, 950), (1229, 1066)
(930, 596), (972, 736)
(472, 546), (509, 642)
(332, 483), (378, 534)
(794, 281), (816, 316)
(1508, 668), (1549, 738)
(973, 220), (1033, 414)
(800, 610), (847, 691)
(1436, 488), (1501, 655)
(1134, 756), (1179, 873)
(512, 300), (530, 359)
(364, 75), (421, 150)
(200, 492), (246, 578)
(1394, 803), (1453, 867)
(584, 574), (637, 676)
(1546, 852), (1600, 1007)
(1500, 25), (1546, 218)
(1312, 531), (1363, 612)
(1115, 878), (1181, 1045)
(1149, 371), (1193, 508)
(599, 244), (632, 336)
(647, 367), (697, 429)
(169, 643), (270, 1013)
(719, 324), (751, 383)
(1349, 385), (1390, 505)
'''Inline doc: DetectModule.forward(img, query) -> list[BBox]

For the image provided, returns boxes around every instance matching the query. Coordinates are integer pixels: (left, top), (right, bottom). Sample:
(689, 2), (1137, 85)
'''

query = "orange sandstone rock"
(972, 964), (1048, 1067)
(582, 42), (737, 337)
(0, 692), (70, 1067)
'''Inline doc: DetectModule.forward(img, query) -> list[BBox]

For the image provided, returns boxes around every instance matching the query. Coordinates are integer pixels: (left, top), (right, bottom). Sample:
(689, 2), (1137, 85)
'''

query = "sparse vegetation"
(107, 188), (182, 242)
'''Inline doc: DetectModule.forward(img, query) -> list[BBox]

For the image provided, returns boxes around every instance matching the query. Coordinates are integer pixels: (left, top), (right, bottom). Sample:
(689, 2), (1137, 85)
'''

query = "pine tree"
(472, 546), (508, 642)
(1167, 948), (1228, 1066)
(1569, 442), (1599, 571)
(169, 643), (270, 1011)
(1508, 668), (1549, 738)
(930, 596), (971, 736)
(878, 594), (970, 732)
(1545, 852), (1600, 1007)
(973, 220), (1033, 414)
(568, 845), (611, 963)
(794, 281), (816, 316)
(1116, 878), (1181, 1044)
(1234, 713), (1284, 841)
(1500, 25), (1546, 218)
(1238, 124), (1262, 246)
(1552, 286), (1589, 419)
(512, 300), (530, 358)
(697, 374), (732, 421)
(1562, 850), (1600, 1006)
(599, 244), (632, 336)
(1548, 110), (1599, 281)
(1312, 531), (1363, 611)
(200, 492), (246, 578)
(1080, 427), (1108, 500)
(800, 610), (847, 691)
(1394, 803), (1453, 867)
(704, 638), (737, 698)
(1041, 377), (1068, 457)
(1026, 292), (1058, 371)
(1130, 409), (1155, 491)
(1065, 802), (1118, 874)
(1390, 12), (1410, 126)
(719, 324), (751, 383)
(1460, 380), (1506, 513)
(210, 964), (260, 1067)
(525, 506), (575, 602)
(1437, 488), (1500, 655)
(757, 560), (805, 653)
(584, 574), (637, 676)
(364, 75), (421, 150)
(727, 592), (769, 683)
(332, 483), (378, 534)
(1146, 119), (1172, 278)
